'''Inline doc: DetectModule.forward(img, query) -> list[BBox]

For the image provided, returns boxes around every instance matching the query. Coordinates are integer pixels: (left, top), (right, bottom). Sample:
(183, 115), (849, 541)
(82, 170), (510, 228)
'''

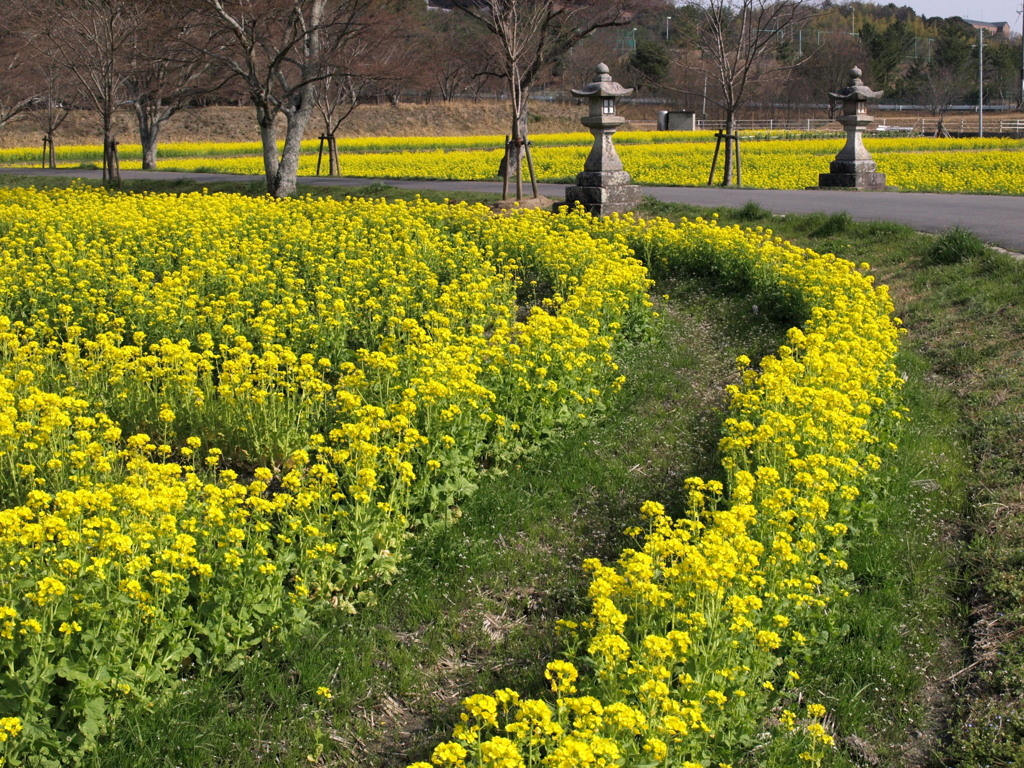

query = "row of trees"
(1, 0), (671, 196)
(1, 1), (1020, 196)
(861, 17), (1022, 113)
(1, 0), (417, 194)
(626, 3), (1022, 121)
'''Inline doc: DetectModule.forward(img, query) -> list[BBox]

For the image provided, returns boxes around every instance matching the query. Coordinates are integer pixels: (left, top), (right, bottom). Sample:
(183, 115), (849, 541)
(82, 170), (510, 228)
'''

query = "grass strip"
(868, 233), (1024, 767)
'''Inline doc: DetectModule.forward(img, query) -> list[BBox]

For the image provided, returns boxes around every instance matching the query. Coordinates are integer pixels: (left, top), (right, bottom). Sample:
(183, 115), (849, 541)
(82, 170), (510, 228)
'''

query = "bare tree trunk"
(135, 105), (161, 170)
(722, 109), (736, 186)
(217, 0), (329, 201)
(256, 105), (281, 195)
(328, 135), (339, 176)
(101, 108), (115, 184)
(110, 139), (121, 186)
(104, 136), (121, 187)
(273, 99), (314, 198)
(142, 133), (158, 170)
(505, 104), (528, 199)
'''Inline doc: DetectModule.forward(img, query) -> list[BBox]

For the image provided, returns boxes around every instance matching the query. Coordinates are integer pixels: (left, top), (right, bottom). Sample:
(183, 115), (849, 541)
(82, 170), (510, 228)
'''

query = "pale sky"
(894, 0), (1024, 27)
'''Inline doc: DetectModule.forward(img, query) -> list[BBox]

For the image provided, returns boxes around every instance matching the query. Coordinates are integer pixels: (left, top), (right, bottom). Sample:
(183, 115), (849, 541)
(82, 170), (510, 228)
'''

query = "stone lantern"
(564, 63), (642, 216)
(818, 66), (887, 189)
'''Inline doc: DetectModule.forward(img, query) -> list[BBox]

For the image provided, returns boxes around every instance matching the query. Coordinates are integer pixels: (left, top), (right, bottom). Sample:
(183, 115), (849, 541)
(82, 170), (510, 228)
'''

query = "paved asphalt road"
(3, 166), (1021, 254)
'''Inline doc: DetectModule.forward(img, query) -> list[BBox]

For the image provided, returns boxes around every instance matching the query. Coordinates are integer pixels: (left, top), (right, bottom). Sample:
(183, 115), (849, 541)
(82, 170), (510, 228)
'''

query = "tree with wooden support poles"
(32, 0), (152, 188)
(681, 0), (814, 187)
(315, 135), (340, 176)
(708, 129), (741, 186)
(500, 134), (539, 201)
(311, 16), (405, 178)
(41, 136), (54, 169)
(454, 0), (637, 201)
(27, 60), (72, 171)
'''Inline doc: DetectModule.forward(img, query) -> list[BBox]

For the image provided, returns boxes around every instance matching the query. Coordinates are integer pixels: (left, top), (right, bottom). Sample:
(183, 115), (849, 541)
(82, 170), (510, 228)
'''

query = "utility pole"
(1019, 1), (1023, 110)
(979, 27), (984, 137)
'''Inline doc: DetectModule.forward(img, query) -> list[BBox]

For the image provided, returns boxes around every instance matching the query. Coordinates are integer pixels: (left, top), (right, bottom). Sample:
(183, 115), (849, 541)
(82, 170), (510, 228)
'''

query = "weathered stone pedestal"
(818, 137), (888, 189)
(564, 64), (641, 216)
(818, 67), (888, 190)
(818, 169), (888, 188)
(565, 171), (642, 215)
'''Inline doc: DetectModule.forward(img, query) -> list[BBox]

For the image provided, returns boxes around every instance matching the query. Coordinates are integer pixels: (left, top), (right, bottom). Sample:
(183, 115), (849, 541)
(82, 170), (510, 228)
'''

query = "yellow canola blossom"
(0, 131), (707, 167)
(125, 135), (1024, 195)
(0, 187), (653, 763)
(3, 133), (1020, 194)
(414, 211), (904, 765)
(0, 186), (904, 766)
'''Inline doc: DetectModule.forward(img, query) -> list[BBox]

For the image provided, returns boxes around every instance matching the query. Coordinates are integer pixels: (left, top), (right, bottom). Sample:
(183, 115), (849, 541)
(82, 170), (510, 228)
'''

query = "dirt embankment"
(0, 100), (662, 148)
(6, 99), (1018, 149)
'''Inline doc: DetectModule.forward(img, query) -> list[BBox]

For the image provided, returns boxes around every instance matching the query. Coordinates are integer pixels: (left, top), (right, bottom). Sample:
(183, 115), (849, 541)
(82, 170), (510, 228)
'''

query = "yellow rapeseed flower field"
(0, 186), (905, 766)
(0, 187), (654, 764)
(3, 133), (1021, 194)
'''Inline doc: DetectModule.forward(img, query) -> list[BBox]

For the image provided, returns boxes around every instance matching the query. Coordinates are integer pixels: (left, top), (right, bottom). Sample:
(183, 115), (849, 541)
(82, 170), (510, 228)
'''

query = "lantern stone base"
(817, 171), (888, 189)
(564, 172), (642, 216)
(818, 158), (887, 189)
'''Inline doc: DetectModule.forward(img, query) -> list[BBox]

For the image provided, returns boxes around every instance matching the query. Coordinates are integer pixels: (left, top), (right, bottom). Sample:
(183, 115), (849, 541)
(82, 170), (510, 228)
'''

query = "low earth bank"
(5, 101), (1019, 149)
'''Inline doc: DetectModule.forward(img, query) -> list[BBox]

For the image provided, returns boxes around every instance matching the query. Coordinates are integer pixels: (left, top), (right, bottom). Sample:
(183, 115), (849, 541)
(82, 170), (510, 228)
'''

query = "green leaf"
(77, 695), (107, 742)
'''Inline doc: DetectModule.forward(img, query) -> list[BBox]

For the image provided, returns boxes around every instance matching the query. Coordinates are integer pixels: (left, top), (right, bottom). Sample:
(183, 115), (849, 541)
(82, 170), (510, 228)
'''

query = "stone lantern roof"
(571, 63), (633, 100)
(828, 66), (883, 103)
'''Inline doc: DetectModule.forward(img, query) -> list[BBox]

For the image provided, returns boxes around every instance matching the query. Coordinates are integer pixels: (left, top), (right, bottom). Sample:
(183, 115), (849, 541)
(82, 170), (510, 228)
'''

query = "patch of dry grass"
(0, 101), (655, 148)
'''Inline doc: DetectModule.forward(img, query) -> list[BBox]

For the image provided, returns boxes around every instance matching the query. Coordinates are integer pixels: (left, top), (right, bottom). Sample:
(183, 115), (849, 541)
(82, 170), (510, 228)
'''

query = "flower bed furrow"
(410, 213), (904, 767)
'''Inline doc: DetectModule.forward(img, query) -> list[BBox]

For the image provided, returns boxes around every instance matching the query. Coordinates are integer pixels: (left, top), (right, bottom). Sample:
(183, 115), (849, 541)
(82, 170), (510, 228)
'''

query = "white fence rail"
(681, 116), (1024, 136)
(695, 118), (837, 132)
